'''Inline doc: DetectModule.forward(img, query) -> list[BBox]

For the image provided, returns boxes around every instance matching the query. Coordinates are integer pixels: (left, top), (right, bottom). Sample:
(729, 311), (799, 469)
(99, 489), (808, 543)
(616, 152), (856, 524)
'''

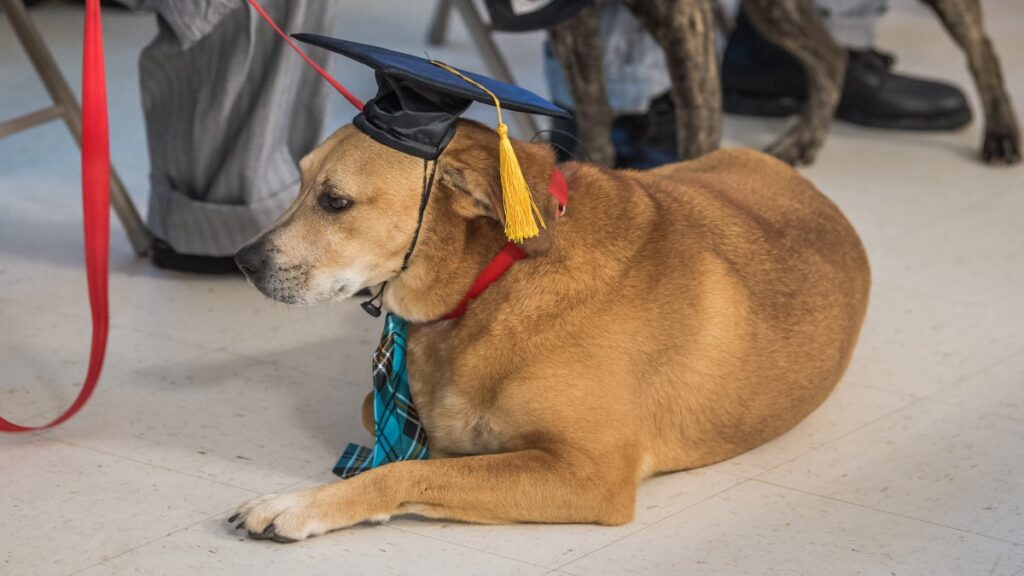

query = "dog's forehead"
(296, 131), (424, 204)
(299, 125), (358, 173)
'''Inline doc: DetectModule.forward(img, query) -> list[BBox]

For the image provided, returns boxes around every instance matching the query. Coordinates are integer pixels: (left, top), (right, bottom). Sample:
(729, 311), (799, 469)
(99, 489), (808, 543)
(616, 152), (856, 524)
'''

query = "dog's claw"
(235, 521), (245, 531)
(982, 130), (1022, 165)
(228, 513), (240, 523)
(262, 524), (276, 537)
(765, 128), (823, 167)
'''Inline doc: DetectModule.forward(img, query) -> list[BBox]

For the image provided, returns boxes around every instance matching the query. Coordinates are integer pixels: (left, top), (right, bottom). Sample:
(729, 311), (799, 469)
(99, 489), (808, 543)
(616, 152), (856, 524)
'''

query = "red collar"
(443, 167), (568, 320)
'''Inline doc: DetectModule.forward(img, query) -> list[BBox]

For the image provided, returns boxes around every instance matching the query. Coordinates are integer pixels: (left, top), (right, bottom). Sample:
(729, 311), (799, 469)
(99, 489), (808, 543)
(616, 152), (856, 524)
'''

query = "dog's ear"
(438, 123), (559, 256)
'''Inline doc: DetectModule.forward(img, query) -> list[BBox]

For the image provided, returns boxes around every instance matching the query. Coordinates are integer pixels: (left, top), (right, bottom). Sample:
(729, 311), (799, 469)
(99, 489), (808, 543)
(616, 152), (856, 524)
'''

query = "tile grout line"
(921, 341), (1024, 416)
(749, 394), (929, 481)
(63, 504), (244, 576)
(869, 277), (1015, 312)
(383, 523), (557, 571)
(551, 477), (752, 573)
(926, 393), (1024, 424)
(878, 184), (1019, 245)
(554, 386), (1022, 571)
(35, 434), (266, 495)
(752, 477), (1024, 547)
(874, 279), (1024, 316)
(750, 343), (1024, 485)
(11, 329), (352, 429)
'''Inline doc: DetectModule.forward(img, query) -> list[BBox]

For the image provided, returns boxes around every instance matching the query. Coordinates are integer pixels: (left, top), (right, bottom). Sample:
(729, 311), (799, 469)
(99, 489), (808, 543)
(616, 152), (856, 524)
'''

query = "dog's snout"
(235, 242), (267, 277)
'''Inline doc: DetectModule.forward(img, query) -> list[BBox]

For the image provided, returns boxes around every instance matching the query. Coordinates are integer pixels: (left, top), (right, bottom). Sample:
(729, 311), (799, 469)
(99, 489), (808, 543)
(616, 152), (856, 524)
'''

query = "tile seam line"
(879, 183), (1019, 244)
(749, 395), (928, 481)
(752, 477), (1023, 546)
(63, 504), (244, 576)
(552, 478), (752, 572)
(924, 341), (1024, 406)
(754, 346), (1024, 484)
(33, 434), (266, 495)
(384, 523), (556, 571)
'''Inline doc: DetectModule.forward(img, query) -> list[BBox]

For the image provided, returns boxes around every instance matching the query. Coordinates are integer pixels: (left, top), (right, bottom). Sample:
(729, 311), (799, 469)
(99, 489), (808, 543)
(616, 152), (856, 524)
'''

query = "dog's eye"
(318, 192), (353, 213)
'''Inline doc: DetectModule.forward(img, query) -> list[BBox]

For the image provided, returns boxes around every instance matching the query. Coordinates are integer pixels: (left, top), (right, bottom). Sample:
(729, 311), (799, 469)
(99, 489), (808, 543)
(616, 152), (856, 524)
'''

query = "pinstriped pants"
(128, 0), (337, 256)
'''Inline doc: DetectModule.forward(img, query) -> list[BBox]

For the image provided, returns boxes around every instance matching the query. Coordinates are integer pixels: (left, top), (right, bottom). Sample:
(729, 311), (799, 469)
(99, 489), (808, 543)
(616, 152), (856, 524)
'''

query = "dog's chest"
(406, 330), (508, 457)
(418, 387), (506, 456)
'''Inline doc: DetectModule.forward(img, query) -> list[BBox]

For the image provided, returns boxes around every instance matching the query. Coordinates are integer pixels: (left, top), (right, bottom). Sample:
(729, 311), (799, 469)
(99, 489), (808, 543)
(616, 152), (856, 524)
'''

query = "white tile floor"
(2, 0), (1024, 574)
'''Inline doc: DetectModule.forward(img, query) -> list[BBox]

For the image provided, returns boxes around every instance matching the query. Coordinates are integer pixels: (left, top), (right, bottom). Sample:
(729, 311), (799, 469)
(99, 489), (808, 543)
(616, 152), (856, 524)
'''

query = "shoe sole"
(836, 106), (973, 131)
(151, 240), (243, 275)
(724, 91), (973, 131)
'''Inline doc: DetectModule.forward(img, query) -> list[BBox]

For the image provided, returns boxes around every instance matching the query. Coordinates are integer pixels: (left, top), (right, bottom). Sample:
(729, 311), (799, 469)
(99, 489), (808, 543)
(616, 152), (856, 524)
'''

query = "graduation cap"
(292, 34), (572, 243)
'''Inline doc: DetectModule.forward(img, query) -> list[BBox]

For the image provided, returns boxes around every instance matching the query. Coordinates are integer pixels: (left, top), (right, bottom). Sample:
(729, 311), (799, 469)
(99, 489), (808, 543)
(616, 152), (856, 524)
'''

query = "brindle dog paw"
(981, 129), (1021, 165)
(766, 127), (824, 166)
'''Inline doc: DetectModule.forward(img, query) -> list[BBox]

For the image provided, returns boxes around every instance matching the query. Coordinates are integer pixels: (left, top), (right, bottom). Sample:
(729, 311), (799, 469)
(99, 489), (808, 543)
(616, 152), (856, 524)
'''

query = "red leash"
(1, 0), (109, 432)
(245, 0), (364, 111)
(0, 0), (361, 432)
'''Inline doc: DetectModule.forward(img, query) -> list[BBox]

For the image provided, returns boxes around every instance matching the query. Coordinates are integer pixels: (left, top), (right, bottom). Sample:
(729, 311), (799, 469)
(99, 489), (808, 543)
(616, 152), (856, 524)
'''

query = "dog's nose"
(235, 242), (267, 277)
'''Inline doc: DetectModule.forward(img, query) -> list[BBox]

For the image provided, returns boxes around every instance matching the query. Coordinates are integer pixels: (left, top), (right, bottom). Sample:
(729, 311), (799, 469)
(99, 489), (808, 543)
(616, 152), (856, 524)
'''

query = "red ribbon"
(1, 0), (109, 432)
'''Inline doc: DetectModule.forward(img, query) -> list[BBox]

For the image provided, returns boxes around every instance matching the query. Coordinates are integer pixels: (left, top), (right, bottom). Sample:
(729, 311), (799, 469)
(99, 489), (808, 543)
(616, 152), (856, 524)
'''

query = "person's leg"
(816, 0), (888, 49)
(135, 0), (336, 271)
(544, 0), (678, 168)
(723, 0), (971, 130)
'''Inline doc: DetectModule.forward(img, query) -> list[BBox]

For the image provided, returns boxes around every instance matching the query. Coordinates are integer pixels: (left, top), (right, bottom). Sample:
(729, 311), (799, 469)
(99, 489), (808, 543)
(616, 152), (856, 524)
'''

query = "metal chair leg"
(2, 0), (152, 256)
(427, 0), (454, 46)
(450, 0), (540, 139)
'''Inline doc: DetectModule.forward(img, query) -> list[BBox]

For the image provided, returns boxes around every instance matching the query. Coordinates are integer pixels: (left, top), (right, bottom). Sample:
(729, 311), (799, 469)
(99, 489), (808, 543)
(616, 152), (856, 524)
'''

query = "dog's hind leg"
(548, 6), (617, 167)
(920, 0), (1020, 164)
(740, 0), (846, 165)
(623, 0), (721, 160)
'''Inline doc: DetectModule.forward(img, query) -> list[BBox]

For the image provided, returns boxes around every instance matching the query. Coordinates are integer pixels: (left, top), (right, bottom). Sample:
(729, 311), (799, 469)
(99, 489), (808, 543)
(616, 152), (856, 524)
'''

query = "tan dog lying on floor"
(232, 119), (870, 542)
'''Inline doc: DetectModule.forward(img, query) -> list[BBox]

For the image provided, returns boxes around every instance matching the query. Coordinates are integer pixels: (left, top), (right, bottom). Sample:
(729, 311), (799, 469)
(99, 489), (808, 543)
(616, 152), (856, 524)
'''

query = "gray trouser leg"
(814, 0), (889, 49)
(137, 0), (336, 256)
(720, 0), (887, 48)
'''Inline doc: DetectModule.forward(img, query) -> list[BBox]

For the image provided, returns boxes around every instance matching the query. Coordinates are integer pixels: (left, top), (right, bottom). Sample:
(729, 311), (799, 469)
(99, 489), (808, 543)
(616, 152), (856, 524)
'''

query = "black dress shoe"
(151, 238), (242, 275)
(722, 11), (971, 131)
(549, 92), (678, 169)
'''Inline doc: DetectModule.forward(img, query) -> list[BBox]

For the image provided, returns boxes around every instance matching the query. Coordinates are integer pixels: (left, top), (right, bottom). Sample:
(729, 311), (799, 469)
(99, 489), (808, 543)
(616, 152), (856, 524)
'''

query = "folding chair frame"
(1, 0), (152, 256)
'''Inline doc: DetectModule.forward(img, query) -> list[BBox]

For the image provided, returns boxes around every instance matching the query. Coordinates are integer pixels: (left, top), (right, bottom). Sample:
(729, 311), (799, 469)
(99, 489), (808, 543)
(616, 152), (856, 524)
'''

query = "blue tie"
(333, 313), (429, 478)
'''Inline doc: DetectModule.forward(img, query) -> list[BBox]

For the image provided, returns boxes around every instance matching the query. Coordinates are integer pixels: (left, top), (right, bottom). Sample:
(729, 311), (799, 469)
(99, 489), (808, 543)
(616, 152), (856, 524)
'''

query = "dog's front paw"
(982, 129), (1021, 165)
(229, 490), (330, 543)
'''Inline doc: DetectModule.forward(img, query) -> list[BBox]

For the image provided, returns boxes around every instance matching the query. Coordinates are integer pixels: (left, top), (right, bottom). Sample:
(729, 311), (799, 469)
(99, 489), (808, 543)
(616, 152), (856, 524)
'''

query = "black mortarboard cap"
(292, 34), (572, 160)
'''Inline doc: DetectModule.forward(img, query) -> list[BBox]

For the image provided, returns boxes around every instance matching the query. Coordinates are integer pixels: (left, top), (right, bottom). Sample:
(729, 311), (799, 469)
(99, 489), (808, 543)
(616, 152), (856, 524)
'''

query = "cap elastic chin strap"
(361, 159), (438, 317)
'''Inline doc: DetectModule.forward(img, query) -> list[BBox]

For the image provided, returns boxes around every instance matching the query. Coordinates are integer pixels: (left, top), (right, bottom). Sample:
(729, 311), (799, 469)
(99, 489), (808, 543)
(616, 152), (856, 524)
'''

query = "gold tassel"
(431, 60), (545, 243)
(497, 123), (545, 242)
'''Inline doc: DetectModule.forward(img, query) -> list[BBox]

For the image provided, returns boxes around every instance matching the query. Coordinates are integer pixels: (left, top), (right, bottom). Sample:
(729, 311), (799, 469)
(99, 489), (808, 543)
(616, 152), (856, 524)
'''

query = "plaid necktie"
(333, 313), (429, 478)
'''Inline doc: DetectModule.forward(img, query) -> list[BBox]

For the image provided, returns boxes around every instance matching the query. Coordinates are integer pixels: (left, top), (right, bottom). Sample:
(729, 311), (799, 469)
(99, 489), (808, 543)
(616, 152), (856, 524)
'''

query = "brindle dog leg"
(548, 5), (617, 167)
(920, 0), (1020, 164)
(623, 0), (722, 160)
(741, 0), (846, 165)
